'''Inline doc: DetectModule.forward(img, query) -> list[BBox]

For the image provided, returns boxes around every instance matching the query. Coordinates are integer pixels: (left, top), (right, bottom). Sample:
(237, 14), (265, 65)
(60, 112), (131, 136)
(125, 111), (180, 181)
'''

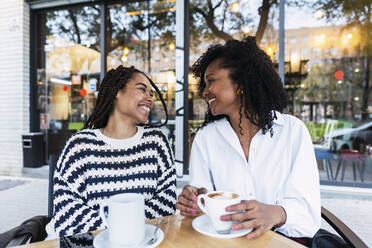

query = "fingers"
(181, 185), (199, 201)
(226, 200), (257, 212)
(176, 202), (200, 217)
(176, 185), (205, 217)
(221, 211), (254, 222)
(197, 187), (208, 195)
(246, 226), (266, 240)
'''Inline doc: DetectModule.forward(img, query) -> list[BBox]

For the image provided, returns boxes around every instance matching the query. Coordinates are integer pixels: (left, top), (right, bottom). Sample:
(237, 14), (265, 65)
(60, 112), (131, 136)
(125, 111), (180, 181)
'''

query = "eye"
(139, 87), (146, 92)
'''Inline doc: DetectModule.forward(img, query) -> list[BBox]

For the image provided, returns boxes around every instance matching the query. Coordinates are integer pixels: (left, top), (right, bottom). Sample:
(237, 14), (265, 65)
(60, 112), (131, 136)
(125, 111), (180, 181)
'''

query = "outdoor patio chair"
(314, 147), (334, 180)
(317, 206), (368, 248)
(334, 150), (365, 182)
(0, 215), (50, 248)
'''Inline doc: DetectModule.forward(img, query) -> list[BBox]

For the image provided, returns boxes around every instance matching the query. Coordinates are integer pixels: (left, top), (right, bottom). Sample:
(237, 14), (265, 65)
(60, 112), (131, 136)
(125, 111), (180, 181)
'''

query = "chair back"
(322, 119), (337, 150)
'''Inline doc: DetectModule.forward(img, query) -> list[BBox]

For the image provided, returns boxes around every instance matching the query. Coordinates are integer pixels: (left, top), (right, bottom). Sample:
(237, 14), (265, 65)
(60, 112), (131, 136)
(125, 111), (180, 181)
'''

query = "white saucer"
(93, 224), (164, 248)
(192, 214), (252, 239)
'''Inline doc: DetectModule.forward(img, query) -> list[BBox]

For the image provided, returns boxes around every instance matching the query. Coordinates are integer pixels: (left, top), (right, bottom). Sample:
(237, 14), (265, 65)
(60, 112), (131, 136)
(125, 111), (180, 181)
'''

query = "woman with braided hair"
(46, 65), (176, 238)
(176, 37), (320, 246)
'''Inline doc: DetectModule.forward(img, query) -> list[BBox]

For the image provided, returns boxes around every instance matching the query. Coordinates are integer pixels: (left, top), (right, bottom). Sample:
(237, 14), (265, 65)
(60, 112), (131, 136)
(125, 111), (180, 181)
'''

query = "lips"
(138, 103), (152, 113)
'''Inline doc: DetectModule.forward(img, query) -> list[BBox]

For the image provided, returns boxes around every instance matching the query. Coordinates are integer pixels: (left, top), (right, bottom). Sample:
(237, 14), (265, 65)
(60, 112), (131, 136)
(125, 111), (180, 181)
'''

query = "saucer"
(192, 214), (252, 239)
(93, 224), (164, 248)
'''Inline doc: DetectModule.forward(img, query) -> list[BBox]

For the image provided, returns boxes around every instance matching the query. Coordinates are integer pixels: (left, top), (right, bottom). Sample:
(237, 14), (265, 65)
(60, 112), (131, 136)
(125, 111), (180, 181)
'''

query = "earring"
(237, 89), (244, 95)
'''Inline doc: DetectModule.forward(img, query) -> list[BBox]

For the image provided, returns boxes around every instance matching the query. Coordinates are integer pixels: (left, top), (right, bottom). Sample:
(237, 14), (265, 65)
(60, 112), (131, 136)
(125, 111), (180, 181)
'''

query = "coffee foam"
(208, 192), (239, 200)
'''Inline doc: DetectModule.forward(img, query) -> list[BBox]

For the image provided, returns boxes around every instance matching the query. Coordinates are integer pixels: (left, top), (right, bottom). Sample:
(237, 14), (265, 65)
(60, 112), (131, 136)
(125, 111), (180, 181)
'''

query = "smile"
(208, 98), (216, 105)
(138, 105), (151, 113)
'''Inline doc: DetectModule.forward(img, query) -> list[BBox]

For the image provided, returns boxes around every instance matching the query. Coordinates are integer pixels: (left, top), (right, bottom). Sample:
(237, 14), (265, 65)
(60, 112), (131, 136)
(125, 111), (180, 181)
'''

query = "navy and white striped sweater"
(46, 126), (176, 237)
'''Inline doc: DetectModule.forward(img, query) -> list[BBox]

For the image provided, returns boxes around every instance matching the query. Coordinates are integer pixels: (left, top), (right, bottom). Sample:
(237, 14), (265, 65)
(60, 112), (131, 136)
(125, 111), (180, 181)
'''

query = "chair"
(319, 206), (368, 248)
(314, 120), (338, 181)
(314, 148), (334, 180)
(334, 150), (365, 182)
(0, 215), (50, 248)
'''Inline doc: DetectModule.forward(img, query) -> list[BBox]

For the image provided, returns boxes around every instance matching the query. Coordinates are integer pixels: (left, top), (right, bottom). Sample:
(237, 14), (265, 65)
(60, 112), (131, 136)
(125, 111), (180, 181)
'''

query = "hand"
(176, 185), (207, 217)
(221, 200), (286, 239)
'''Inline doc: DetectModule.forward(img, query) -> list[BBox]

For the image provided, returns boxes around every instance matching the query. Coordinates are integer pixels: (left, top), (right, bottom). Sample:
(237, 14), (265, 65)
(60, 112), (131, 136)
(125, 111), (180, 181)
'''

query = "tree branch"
(255, 0), (271, 45)
(68, 10), (81, 44)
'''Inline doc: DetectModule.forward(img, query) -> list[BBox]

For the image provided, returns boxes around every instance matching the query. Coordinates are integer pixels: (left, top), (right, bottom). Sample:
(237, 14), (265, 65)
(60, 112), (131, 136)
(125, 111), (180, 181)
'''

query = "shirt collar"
(273, 111), (285, 126)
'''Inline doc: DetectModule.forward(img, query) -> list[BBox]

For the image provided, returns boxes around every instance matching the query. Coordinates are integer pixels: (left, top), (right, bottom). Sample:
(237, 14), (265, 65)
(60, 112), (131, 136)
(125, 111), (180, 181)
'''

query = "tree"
(313, 0), (371, 120)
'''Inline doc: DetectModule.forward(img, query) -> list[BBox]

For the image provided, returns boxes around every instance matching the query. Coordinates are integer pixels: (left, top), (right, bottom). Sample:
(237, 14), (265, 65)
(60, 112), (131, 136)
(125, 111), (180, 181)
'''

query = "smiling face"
(113, 72), (154, 124)
(202, 59), (240, 117)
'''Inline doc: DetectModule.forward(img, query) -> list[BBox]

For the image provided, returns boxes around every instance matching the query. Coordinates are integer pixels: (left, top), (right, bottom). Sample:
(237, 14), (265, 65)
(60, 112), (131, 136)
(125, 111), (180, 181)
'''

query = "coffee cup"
(197, 191), (241, 234)
(99, 193), (145, 246)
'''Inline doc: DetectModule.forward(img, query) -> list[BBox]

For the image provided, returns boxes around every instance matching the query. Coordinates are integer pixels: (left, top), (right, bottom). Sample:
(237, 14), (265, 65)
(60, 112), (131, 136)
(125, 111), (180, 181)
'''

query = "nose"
(202, 84), (209, 98)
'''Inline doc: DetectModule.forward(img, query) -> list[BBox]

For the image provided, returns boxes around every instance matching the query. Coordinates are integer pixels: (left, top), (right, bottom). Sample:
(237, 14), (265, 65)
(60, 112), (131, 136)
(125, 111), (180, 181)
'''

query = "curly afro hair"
(192, 36), (288, 136)
(84, 65), (168, 129)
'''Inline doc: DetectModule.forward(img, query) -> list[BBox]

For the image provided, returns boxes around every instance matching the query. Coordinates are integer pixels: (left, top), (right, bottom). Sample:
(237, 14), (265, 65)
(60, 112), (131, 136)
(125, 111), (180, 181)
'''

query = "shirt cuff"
(276, 202), (318, 238)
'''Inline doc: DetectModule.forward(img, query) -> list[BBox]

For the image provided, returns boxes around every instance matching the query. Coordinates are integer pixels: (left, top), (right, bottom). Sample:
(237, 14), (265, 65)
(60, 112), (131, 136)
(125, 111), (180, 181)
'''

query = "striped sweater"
(46, 126), (176, 237)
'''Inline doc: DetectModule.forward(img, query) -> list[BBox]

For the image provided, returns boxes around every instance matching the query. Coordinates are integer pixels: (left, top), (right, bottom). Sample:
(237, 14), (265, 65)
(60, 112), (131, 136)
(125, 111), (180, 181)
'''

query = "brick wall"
(0, 0), (30, 175)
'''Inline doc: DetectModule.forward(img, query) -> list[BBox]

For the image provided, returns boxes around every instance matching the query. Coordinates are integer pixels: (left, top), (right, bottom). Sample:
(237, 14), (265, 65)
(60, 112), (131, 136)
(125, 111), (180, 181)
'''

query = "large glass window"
(281, 2), (372, 186)
(36, 5), (100, 157)
(106, 0), (177, 150)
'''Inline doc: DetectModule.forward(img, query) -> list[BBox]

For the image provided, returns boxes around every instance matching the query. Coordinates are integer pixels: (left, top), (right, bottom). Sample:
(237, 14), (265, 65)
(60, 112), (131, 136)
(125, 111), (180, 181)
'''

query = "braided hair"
(84, 65), (168, 129)
(192, 36), (288, 136)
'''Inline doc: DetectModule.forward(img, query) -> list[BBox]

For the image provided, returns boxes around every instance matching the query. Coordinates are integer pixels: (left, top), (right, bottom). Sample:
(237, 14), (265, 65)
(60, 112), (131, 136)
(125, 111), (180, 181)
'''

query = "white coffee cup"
(197, 191), (241, 234)
(100, 193), (145, 246)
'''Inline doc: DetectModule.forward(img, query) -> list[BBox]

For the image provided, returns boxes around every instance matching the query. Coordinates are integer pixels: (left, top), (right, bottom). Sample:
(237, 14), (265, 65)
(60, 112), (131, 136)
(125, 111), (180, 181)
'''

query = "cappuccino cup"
(197, 191), (241, 234)
(99, 193), (145, 246)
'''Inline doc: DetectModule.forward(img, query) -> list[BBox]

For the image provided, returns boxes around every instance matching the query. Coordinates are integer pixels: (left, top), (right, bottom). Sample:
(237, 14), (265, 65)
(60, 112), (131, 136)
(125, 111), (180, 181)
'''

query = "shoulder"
(194, 118), (226, 143)
(61, 129), (104, 153)
(141, 126), (172, 148)
(276, 113), (309, 137)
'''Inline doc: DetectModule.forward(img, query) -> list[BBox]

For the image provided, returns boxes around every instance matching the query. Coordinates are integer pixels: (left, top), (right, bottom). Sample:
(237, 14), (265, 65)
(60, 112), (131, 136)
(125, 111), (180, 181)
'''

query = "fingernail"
(220, 216), (226, 220)
(226, 207), (231, 211)
(232, 224), (239, 230)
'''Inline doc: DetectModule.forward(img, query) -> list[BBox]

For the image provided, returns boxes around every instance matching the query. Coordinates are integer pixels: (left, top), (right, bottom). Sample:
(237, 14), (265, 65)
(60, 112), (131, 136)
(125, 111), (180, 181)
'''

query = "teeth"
(208, 98), (216, 105)
(139, 106), (150, 112)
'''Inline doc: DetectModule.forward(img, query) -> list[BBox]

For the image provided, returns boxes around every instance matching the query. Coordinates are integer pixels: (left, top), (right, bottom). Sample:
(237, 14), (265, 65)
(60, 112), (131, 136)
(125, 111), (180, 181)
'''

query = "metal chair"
(334, 150), (365, 182)
(314, 147), (334, 180)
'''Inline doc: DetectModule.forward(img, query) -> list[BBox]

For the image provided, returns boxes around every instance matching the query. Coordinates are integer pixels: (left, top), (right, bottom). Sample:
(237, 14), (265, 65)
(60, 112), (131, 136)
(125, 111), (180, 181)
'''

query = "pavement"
(0, 166), (372, 246)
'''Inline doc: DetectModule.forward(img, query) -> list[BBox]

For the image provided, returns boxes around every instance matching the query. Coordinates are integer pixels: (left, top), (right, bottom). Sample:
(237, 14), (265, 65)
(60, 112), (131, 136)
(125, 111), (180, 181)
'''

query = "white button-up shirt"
(189, 112), (321, 237)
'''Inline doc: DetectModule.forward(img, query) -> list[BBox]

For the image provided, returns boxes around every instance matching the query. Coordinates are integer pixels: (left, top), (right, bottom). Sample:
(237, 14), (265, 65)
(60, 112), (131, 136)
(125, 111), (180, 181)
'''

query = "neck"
(102, 114), (137, 139)
(228, 111), (259, 140)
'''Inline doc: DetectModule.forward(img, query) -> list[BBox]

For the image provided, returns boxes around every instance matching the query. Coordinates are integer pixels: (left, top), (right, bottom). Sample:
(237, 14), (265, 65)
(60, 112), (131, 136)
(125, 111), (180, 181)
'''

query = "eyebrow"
(136, 82), (148, 88)
(205, 73), (214, 79)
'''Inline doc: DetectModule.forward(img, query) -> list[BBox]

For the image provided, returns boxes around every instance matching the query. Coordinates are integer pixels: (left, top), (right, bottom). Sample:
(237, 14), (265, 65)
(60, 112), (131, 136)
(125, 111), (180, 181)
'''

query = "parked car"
(327, 121), (372, 152)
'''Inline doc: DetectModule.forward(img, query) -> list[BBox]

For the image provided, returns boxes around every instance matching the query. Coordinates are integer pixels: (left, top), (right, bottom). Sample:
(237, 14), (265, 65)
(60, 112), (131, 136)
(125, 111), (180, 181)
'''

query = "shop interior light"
(168, 42), (175, 50)
(354, 97), (359, 101)
(355, 68), (360, 72)
(121, 55), (128, 63)
(123, 47), (129, 55)
(50, 78), (72, 85)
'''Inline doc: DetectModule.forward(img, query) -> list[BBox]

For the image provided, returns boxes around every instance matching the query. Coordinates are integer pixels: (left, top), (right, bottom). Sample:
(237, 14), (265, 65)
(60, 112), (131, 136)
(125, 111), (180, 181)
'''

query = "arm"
(275, 121), (321, 237)
(52, 137), (104, 237)
(145, 132), (177, 219)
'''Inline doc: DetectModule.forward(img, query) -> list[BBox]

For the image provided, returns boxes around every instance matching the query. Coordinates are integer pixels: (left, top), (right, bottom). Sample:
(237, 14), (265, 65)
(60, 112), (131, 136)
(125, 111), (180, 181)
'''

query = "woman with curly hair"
(176, 37), (320, 244)
(46, 65), (176, 238)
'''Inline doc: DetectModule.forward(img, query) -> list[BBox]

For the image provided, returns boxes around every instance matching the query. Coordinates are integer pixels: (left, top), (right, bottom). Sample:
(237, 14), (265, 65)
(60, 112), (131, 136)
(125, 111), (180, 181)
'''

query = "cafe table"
(14, 214), (306, 248)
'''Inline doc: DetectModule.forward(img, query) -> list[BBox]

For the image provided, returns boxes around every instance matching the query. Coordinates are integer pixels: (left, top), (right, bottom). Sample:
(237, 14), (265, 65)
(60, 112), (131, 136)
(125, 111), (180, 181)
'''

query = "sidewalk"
(0, 169), (371, 246)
